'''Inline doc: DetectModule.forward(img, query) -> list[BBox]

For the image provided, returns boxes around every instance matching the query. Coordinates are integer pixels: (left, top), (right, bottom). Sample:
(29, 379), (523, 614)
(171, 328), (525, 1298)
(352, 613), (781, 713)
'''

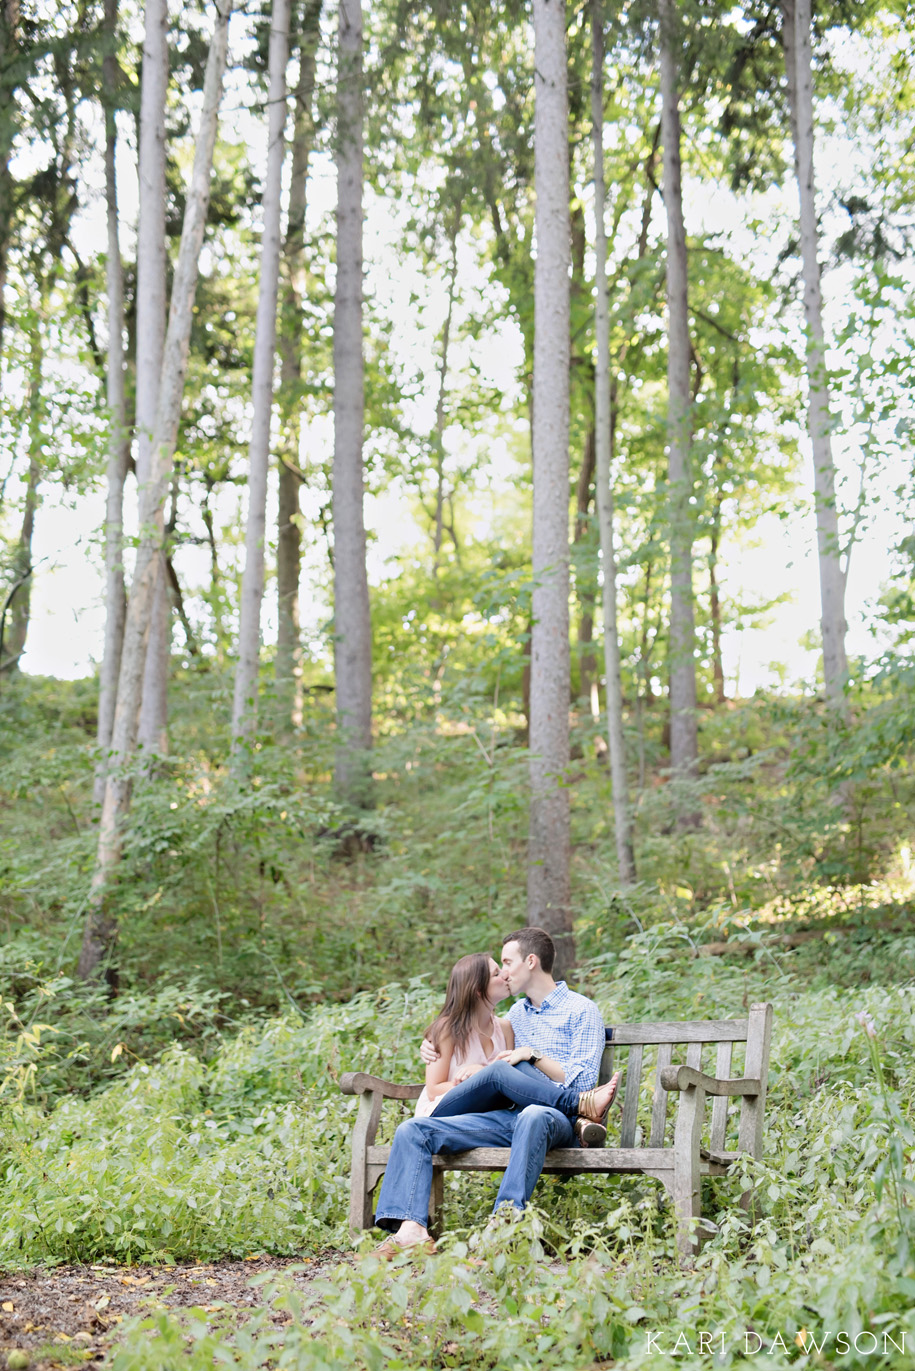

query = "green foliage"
(4, 935), (910, 1365)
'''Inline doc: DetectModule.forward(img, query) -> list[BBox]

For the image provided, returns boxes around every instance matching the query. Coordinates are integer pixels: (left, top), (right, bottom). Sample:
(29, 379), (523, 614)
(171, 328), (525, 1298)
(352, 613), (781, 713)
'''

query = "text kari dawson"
(643, 1329), (909, 1357)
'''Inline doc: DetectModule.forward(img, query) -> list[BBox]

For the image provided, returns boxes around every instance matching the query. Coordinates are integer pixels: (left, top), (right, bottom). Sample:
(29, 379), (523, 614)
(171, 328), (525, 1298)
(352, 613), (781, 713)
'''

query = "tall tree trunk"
(432, 201), (461, 573)
(527, 0), (573, 973)
(782, 0), (848, 707)
(659, 0), (699, 822)
(0, 0), (17, 388)
(708, 499), (725, 706)
(95, 0), (131, 804)
(276, 0), (322, 731)
(79, 0), (234, 983)
(573, 424), (598, 715)
(231, 0), (290, 761)
(332, 0), (372, 808)
(592, 0), (636, 885)
(4, 292), (43, 672)
(134, 0), (169, 759)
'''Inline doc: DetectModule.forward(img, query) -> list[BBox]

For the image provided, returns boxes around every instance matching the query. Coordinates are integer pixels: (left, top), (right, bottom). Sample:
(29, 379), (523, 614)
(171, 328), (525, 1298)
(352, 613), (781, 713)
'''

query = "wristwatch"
(528, 1047), (543, 1064)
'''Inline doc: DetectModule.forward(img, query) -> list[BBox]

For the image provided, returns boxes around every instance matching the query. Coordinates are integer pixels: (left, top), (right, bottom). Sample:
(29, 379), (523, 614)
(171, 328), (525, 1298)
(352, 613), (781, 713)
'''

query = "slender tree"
(276, 0), (323, 730)
(527, 0), (573, 971)
(0, 0), (17, 385)
(94, 0), (130, 804)
(591, 0), (636, 884)
(231, 0), (291, 760)
(659, 0), (699, 818)
(332, 0), (372, 807)
(79, 0), (234, 982)
(782, 0), (848, 707)
(134, 0), (169, 759)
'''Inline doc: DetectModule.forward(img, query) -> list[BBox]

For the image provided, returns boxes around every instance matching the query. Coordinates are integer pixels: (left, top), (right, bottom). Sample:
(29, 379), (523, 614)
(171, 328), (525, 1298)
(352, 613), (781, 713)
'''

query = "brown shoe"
(372, 1237), (437, 1260)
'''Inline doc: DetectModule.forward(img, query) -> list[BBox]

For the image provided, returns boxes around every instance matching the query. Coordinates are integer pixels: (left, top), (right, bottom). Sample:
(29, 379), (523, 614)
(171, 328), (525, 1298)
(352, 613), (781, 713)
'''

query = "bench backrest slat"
(648, 1042), (673, 1146)
(710, 1041), (733, 1151)
(619, 1043), (643, 1148)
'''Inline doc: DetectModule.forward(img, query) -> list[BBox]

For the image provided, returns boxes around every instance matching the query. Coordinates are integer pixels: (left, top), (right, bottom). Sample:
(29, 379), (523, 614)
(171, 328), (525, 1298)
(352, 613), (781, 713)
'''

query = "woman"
(415, 953), (515, 1117)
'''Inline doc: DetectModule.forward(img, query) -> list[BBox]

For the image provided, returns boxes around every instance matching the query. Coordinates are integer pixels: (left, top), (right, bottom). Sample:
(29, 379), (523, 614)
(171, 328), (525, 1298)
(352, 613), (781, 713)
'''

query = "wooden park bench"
(340, 1001), (773, 1260)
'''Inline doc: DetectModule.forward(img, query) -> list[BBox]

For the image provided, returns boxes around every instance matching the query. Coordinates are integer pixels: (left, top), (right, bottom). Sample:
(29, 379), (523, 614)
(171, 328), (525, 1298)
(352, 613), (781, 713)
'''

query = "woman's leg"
(431, 1060), (581, 1119)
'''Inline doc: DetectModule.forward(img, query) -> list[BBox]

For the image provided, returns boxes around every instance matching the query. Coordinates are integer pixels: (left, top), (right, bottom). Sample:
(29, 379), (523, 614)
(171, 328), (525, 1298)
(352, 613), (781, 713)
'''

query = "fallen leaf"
(55, 1331), (73, 1342)
(205, 1278), (217, 1287)
(2, 1301), (14, 1311)
(73, 1331), (93, 1343)
(94, 1295), (110, 1311)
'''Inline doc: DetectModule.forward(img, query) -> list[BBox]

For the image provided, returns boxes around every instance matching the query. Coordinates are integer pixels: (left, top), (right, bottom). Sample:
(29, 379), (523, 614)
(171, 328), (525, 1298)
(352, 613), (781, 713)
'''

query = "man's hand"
(453, 1062), (485, 1083)
(496, 1046), (536, 1067)
(420, 1038), (440, 1066)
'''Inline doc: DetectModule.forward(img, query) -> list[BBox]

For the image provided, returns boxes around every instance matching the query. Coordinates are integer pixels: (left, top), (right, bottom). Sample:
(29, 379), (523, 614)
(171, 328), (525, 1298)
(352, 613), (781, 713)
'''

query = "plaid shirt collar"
(521, 979), (569, 1014)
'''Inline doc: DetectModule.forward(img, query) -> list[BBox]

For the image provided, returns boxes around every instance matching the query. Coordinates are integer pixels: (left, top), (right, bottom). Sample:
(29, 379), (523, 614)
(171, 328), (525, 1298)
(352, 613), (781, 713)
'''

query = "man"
(373, 926), (619, 1254)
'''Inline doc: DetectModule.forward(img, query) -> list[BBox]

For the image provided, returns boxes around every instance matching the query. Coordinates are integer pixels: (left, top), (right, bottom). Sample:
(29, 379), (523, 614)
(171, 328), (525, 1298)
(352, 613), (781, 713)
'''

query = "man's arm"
(557, 1002), (606, 1092)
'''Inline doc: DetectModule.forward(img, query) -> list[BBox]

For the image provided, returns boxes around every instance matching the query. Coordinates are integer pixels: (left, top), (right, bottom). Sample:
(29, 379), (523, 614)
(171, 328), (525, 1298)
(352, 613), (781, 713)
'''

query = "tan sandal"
(577, 1070), (620, 1126)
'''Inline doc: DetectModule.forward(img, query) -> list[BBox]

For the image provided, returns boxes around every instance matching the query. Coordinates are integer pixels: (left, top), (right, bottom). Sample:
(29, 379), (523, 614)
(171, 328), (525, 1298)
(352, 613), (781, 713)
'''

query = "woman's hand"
(453, 1062), (485, 1083)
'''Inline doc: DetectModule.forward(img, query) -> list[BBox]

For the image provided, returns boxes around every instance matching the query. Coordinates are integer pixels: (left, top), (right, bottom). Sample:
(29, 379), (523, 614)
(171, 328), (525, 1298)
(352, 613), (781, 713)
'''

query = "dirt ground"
(0, 1252), (344, 1369)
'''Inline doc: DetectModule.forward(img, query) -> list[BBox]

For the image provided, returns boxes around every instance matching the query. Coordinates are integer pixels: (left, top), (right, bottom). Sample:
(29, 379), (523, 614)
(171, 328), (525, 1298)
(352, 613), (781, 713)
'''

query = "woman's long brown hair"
(425, 953), (493, 1058)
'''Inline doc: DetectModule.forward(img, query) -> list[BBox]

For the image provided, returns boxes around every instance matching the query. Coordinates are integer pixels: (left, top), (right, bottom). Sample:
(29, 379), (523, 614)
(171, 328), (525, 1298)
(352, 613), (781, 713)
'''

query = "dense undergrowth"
(2, 935), (914, 1367)
(1, 670), (915, 1365)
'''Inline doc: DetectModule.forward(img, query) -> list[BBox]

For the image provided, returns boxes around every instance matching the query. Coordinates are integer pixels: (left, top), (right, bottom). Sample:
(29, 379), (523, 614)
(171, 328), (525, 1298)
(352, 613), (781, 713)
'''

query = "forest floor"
(0, 1253), (345, 1368)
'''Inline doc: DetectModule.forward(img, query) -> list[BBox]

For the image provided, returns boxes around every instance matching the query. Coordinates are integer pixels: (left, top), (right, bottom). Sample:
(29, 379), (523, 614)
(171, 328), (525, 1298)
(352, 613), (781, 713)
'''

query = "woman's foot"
(573, 1116), (607, 1147)
(577, 1070), (620, 1125)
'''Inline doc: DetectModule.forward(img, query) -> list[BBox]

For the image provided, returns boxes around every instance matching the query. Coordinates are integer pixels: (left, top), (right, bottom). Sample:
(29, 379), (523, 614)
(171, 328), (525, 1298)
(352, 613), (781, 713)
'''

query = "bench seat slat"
(365, 1144), (740, 1174)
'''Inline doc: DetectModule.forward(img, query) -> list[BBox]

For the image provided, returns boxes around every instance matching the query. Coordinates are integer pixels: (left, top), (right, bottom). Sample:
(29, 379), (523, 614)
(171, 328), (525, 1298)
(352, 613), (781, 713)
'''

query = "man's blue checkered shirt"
(507, 981), (605, 1092)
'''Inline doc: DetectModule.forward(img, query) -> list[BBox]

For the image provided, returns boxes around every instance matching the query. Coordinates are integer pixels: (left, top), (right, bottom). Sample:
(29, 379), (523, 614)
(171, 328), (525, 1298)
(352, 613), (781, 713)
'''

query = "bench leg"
(349, 1091), (383, 1234)
(672, 1083), (705, 1264)
(429, 1168), (444, 1238)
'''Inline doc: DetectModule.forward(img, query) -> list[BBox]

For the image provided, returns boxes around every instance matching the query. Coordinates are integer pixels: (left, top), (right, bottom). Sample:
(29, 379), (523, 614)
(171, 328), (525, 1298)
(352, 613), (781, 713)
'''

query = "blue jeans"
(374, 1104), (574, 1231)
(429, 1060), (584, 1121)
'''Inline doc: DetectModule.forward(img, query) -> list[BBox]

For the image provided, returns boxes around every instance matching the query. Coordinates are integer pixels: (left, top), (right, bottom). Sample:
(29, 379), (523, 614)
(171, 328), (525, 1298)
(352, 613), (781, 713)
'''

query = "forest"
(0, 0), (914, 1365)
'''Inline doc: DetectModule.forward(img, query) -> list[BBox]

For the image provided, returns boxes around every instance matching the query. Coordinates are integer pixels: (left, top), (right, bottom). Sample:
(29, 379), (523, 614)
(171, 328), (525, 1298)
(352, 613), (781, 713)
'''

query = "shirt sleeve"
(557, 1001), (606, 1092)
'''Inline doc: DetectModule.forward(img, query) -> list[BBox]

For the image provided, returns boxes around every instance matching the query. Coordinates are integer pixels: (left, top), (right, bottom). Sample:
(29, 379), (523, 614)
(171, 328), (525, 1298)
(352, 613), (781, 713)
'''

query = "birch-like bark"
(94, 0), (131, 804)
(134, 0), (169, 758)
(0, 0), (17, 386)
(231, 0), (290, 761)
(276, 0), (322, 730)
(4, 295), (43, 672)
(659, 0), (699, 815)
(592, 0), (636, 885)
(782, 0), (848, 706)
(432, 201), (461, 569)
(527, 0), (573, 972)
(79, 0), (234, 982)
(332, 0), (372, 807)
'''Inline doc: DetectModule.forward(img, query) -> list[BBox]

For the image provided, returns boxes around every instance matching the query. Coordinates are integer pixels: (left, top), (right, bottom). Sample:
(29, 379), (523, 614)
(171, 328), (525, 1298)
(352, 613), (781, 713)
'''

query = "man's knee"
(514, 1103), (560, 1134)
(392, 1117), (432, 1149)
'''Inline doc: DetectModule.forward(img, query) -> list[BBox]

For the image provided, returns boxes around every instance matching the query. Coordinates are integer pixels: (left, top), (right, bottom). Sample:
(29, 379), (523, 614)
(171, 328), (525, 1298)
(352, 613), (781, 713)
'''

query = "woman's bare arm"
(496, 1016), (514, 1050)
(424, 1032), (456, 1099)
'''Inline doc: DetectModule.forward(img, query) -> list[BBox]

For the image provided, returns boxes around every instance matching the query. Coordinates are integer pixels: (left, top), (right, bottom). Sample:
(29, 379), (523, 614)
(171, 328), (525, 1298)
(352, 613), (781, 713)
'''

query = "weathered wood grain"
(610, 1019), (748, 1044)
(340, 1072), (424, 1099)
(660, 1065), (761, 1097)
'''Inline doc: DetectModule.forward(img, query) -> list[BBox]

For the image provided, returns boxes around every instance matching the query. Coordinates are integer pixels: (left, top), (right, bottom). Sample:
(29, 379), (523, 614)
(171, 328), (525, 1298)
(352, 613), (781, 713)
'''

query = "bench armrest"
(340, 1071), (424, 1100)
(660, 1065), (760, 1097)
